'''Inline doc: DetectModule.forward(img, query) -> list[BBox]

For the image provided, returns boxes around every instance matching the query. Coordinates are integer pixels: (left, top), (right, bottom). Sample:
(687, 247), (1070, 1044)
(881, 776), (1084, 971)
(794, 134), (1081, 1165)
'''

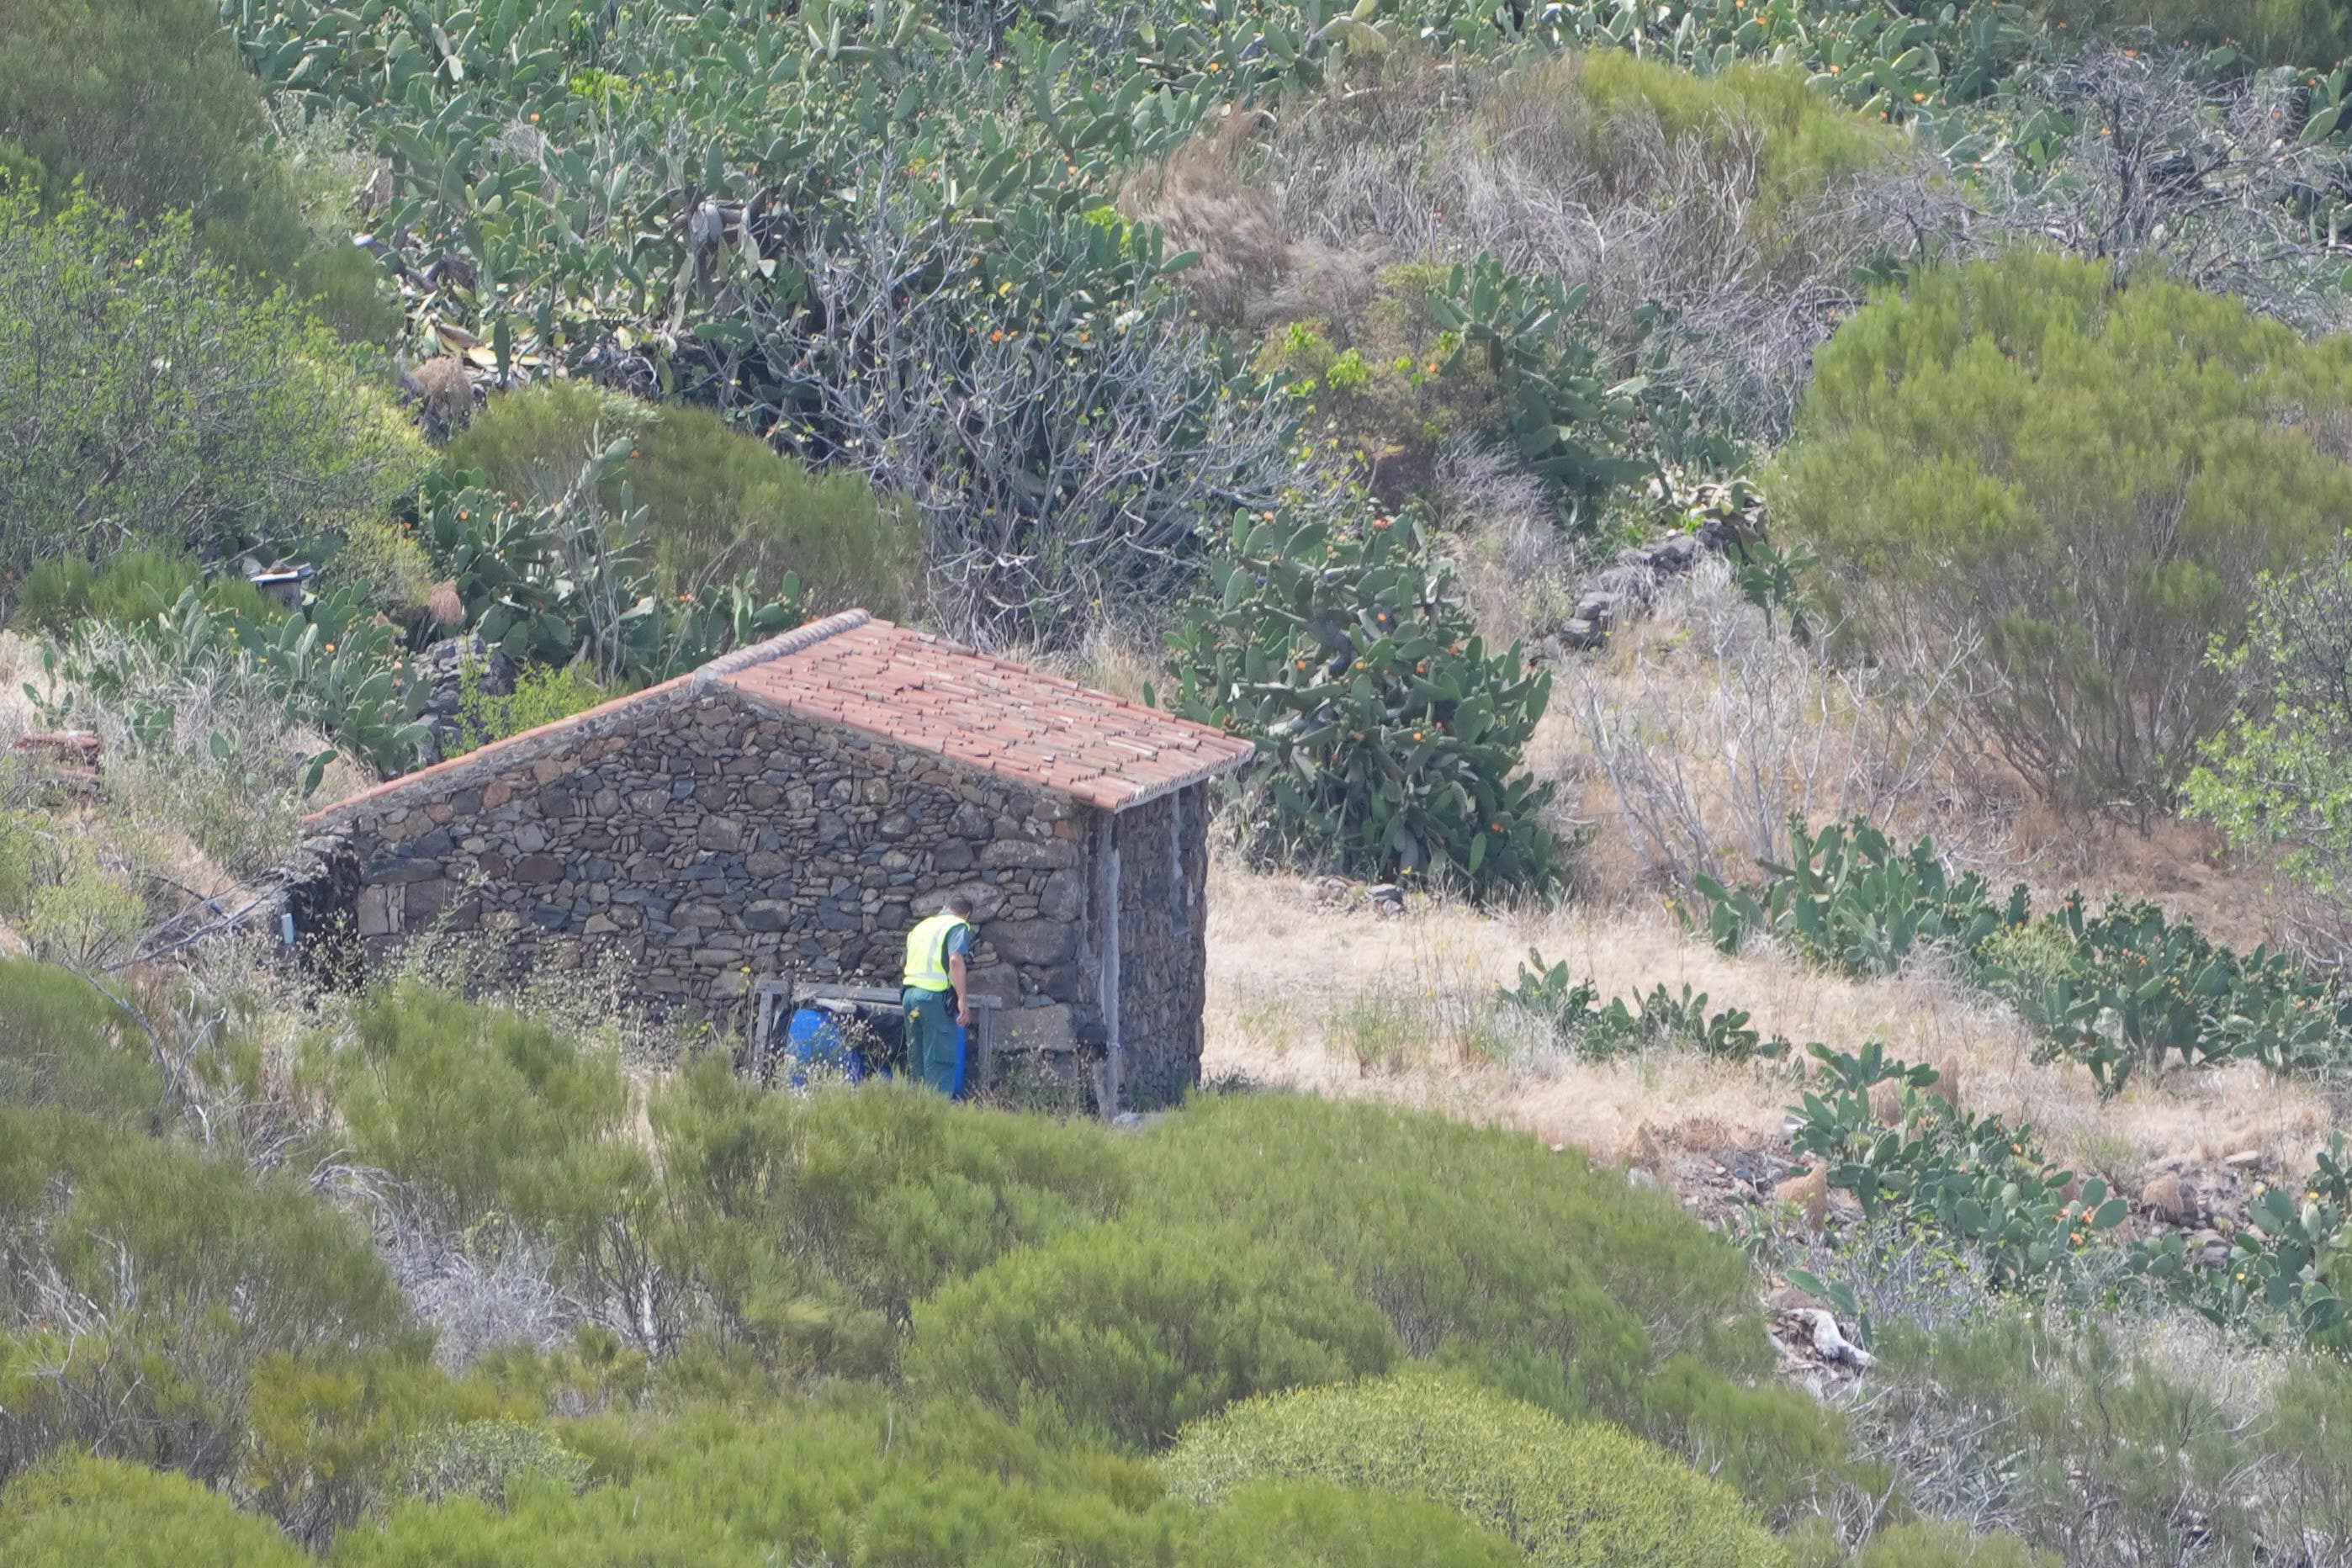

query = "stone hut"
(294, 611), (1254, 1107)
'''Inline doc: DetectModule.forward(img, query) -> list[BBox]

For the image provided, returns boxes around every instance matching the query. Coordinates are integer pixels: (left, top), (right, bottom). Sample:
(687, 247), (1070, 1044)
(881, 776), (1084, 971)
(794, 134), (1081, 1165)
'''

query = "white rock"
(1798, 1309), (1876, 1369)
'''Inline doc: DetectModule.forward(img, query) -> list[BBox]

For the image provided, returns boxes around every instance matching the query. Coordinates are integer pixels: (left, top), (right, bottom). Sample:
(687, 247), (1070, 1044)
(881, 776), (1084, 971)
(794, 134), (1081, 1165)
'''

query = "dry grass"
(1116, 111), (1291, 328)
(1201, 853), (2337, 1181)
(0, 629), (380, 966)
(1539, 567), (2307, 956)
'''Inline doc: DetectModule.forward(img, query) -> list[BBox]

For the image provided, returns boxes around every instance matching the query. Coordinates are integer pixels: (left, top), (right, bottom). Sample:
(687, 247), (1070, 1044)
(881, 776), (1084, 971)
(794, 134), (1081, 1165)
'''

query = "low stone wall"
(312, 683), (1100, 1046)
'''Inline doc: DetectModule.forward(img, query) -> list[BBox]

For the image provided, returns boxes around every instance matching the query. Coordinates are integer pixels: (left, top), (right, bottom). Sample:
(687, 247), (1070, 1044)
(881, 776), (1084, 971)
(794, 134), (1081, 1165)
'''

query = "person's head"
(944, 893), (974, 919)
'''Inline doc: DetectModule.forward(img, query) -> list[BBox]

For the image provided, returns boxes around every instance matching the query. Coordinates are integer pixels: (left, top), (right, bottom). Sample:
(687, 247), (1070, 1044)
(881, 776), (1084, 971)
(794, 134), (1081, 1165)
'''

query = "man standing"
(901, 893), (975, 1095)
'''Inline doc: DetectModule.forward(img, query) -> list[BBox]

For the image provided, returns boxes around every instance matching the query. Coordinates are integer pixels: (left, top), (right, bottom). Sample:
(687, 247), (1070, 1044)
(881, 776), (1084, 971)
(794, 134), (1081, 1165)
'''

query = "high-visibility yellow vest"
(903, 913), (970, 992)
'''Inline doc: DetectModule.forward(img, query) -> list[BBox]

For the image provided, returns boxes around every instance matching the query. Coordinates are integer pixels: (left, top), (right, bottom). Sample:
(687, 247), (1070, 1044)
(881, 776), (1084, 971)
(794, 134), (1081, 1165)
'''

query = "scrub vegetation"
(11, 0), (2352, 1558)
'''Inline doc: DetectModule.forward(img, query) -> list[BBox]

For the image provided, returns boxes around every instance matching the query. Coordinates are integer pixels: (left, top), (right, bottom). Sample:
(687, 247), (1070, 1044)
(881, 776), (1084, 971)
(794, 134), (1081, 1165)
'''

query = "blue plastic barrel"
(785, 1006), (868, 1085)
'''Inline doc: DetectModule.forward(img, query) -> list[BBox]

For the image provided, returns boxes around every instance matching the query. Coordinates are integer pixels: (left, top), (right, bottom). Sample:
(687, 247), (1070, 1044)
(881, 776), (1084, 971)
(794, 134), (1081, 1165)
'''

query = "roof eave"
(1070, 743), (1258, 813)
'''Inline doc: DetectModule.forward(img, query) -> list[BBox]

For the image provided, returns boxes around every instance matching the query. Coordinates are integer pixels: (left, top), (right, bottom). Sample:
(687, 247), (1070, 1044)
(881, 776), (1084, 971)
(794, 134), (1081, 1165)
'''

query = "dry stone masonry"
(297, 612), (1252, 1108)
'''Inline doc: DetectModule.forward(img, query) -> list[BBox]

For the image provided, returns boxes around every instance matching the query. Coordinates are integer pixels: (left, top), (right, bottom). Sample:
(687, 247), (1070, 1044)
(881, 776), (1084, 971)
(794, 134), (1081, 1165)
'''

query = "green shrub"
(448, 388), (920, 616)
(1168, 507), (1557, 893)
(0, 958), (160, 1123)
(454, 661), (612, 753)
(23, 851), (149, 971)
(1562, 56), (1897, 223)
(2186, 533), (2352, 911)
(0, 811), (37, 919)
(2031, 0), (2352, 64)
(395, 1419), (592, 1507)
(626, 1064), (1128, 1375)
(1162, 1369), (1784, 1568)
(9, 556), (96, 636)
(0, 1453), (310, 1568)
(0, 0), (394, 337)
(322, 520), (442, 622)
(1184, 1478), (1527, 1566)
(242, 1348), (502, 1544)
(905, 1221), (1397, 1451)
(1865, 1318), (2257, 1563)
(1122, 1093), (1839, 1507)
(0, 1106), (419, 1485)
(335, 1390), (1185, 1567)
(0, 191), (426, 592)
(1773, 251), (2352, 814)
(16, 553), (186, 634)
(624, 403), (922, 617)
(1128, 1094), (1752, 1407)
(1973, 919), (2077, 992)
(443, 383), (646, 510)
(328, 985), (629, 1227)
(2261, 1354), (2352, 1553)
(1854, 1521), (2054, 1568)
(14, 549), (283, 638)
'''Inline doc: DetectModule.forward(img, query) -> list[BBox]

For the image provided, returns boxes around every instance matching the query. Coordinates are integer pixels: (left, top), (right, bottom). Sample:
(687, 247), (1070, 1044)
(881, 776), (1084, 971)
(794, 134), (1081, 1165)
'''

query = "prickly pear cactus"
(1167, 505), (1557, 895)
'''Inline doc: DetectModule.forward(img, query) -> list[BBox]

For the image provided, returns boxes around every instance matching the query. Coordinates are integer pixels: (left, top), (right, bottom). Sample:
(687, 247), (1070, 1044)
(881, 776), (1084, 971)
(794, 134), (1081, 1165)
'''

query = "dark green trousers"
(902, 985), (961, 1095)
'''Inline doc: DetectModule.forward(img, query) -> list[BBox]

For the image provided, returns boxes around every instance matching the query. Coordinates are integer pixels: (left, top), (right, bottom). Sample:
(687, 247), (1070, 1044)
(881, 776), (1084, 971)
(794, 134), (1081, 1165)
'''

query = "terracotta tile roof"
(303, 610), (1252, 828)
(711, 612), (1254, 812)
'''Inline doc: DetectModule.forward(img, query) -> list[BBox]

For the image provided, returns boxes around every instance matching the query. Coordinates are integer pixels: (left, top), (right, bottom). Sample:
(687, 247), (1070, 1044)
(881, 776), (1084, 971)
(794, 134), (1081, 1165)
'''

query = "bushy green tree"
(904, 1221), (1397, 1450)
(0, 0), (395, 337)
(1161, 1369), (1785, 1568)
(626, 404), (923, 618)
(0, 191), (426, 597)
(1563, 56), (1898, 223)
(1773, 251), (2352, 815)
(1169, 506), (1557, 893)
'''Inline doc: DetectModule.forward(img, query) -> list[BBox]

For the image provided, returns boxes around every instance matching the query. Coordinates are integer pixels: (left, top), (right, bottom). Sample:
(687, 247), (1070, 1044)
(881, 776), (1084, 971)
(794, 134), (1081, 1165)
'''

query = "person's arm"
(950, 951), (971, 1027)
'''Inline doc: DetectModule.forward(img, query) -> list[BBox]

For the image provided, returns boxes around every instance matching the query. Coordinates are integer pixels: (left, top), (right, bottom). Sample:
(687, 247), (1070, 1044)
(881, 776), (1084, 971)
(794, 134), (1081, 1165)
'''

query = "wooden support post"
(750, 977), (792, 1082)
